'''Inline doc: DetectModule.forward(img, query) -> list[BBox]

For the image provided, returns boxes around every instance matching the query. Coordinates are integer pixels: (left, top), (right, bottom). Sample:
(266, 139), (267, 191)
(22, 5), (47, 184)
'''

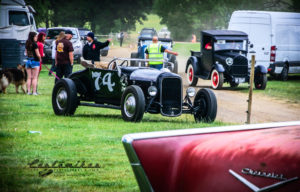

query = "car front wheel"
(121, 85), (145, 122)
(187, 64), (198, 86)
(211, 69), (224, 89)
(193, 88), (217, 123)
(52, 78), (78, 115)
(254, 73), (267, 90)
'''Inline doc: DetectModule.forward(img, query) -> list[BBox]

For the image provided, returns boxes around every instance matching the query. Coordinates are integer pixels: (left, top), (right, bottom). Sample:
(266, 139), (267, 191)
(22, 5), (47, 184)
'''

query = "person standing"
(37, 32), (46, 73)
(25, 32), (41, 95)
(119, 32), (124, 47)
(82, 32), (111, 62)
(55, 30), (74, 83)
(145, 36), (178, 70)
(49, 31), (65, 76)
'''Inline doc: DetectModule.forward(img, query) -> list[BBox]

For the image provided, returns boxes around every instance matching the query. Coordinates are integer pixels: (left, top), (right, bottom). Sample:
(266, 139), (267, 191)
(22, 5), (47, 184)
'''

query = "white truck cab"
(0, 0), (37, 68)
(228, 11), (300, 80)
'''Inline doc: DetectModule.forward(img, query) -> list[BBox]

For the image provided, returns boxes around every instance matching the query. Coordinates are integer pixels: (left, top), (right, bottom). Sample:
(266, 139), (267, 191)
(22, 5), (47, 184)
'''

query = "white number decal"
(92, 72), (115, 92)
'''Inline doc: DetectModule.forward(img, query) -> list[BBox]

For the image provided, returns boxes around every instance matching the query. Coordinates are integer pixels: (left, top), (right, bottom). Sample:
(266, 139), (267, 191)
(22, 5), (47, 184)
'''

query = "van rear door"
(229, 12), (272, 69)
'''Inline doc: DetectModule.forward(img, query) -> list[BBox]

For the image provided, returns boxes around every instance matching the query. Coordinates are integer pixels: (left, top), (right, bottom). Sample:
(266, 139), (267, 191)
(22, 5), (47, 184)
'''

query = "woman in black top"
(25, 32), (41, 95)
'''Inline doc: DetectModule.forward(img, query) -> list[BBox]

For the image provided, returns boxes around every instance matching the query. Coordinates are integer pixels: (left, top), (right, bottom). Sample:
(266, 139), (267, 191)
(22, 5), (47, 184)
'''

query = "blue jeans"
(149, 64), (163, 70)
(49, 59), (57, 75)
(26, 58), (40, 68)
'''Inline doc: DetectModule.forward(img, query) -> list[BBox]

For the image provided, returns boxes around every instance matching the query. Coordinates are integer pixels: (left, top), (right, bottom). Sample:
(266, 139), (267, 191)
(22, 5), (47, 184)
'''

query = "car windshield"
(140, 29), (156, 37)
(79, 30), (90, 37)
(47, 29), (78, 39)
(214, 40), (246, 51)
(9, 11), (29, 26)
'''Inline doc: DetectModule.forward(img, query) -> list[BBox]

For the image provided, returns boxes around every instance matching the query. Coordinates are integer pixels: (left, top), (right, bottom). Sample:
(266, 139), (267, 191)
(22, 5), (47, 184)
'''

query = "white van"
(228, 11), (300, 80)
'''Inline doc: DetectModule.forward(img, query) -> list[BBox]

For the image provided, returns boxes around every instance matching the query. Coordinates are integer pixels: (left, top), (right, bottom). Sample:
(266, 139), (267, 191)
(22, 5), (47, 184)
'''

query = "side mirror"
(250, 44), (254, 48)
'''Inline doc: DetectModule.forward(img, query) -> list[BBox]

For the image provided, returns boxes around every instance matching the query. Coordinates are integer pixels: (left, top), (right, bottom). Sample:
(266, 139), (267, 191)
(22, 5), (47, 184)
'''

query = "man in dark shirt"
(55, 30), (74, 83)
(82, 32), (111, 62)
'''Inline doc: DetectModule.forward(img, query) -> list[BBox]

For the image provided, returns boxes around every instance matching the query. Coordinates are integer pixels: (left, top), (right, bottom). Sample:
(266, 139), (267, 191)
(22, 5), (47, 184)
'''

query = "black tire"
(230, 81), (239, 88)
(280, 64), (288, 81)
(193, 88), (217, 123)
(186, 63), (198, 86)
(211, 69), (224, 89)
(254, 73), (267, 90)
(121, 85), (145, 122)
(170, 55), (178, 73)
(52, 78), (78, 116)
(130, 52), (138, 66)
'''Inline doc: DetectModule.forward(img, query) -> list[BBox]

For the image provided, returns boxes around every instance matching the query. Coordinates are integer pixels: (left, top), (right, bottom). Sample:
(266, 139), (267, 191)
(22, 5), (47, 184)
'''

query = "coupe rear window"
(47, 29), (78, 39)
(9, 11), (29, 26)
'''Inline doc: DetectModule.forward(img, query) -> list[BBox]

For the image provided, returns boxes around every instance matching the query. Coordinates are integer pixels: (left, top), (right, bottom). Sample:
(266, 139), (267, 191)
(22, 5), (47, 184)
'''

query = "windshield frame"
(46, 28), (79, 40)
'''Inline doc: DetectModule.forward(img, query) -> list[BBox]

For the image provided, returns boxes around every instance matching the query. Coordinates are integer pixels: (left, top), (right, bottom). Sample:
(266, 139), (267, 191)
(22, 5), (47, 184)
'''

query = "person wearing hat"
(55, 29), (74, 83)
(82, 32), (111, 62)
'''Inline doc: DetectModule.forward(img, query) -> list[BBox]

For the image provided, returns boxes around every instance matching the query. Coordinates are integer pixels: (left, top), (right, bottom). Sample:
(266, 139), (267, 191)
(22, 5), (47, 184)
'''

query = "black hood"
(129, 68), (179, 83)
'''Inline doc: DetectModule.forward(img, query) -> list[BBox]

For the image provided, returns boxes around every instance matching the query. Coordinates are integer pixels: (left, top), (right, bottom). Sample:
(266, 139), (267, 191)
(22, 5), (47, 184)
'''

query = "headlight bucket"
(148, 86), (157, 97)
(186, 87), (195, 97)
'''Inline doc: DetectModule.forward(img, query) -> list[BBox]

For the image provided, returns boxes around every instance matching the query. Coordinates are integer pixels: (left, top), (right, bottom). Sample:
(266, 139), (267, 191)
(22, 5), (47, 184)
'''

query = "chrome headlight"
(226, 57), (233, 66)
(186, 87), (195, 97)
(148, 86), (157, 97)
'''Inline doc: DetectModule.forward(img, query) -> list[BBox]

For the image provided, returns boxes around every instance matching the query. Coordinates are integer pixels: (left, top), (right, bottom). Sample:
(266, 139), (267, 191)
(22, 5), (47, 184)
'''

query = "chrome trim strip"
(123, 121), (300, 141)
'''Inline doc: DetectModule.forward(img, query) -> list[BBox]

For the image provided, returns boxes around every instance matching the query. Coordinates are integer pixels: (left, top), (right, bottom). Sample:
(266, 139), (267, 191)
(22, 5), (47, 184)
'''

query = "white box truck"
(228, 10), (300, 80)
(0, 0), (36, 68)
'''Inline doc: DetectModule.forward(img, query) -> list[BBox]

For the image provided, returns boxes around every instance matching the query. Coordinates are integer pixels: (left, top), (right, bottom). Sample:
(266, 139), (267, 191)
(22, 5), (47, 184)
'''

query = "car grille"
(230, 56), (248, 77)
(160, 77), (182, 116)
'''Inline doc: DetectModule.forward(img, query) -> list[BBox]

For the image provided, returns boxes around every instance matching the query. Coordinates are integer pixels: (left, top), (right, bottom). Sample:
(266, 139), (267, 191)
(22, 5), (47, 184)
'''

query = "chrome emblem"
(229, 169), (298, 192)
(226, 57), (233, 66)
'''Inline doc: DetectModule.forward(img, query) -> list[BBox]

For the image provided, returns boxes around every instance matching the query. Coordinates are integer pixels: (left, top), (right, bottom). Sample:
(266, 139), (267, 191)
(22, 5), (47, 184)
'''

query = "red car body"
(122, 121), (300, 192)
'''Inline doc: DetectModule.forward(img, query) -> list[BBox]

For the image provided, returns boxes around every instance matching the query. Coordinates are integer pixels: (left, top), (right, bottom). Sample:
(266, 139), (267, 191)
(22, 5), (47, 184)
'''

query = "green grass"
(173, 42), (200, 57)
(0, 65), (226, 191)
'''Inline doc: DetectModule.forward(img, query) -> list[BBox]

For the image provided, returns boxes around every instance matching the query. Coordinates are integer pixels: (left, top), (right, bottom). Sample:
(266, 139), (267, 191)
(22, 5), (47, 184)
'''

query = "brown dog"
(0, 64), (27, 94)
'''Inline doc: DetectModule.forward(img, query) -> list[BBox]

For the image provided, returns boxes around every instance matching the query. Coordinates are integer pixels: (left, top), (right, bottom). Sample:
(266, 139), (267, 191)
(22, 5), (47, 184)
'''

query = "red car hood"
(122, 121), (300, 192)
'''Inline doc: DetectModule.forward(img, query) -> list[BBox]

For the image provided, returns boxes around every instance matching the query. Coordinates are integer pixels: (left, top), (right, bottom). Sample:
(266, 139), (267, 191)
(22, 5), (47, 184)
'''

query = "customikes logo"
(28, 159), (101, 177)
(229, 168), (299, 192)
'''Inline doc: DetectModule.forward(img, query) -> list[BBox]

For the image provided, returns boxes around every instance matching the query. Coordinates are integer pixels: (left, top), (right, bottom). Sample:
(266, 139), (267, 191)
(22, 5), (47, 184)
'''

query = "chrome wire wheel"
(124, 93), (136, 118)
(56, 87), (68, 111)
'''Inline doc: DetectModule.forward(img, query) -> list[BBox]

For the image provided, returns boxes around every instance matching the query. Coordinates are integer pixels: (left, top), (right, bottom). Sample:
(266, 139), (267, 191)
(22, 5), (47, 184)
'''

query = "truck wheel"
(254, 73), (267, 90)
(187, 64), (198, 86)
(230, 81), (239, 88)
(280, 64), (288, 81)
(121, 85), (145, 122)
(52, 78), (78, 115)
(130, 52), (138, 66)
(211, 69), (223, 89)
(193, 88), (217, 123)
(170, 55), (178, 73)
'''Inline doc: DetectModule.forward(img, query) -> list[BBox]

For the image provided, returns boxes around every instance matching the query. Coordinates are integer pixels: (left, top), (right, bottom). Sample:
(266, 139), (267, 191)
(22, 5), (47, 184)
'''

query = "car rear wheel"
(130, 52), (138, 66)
(187, 64), (198, 86)
(52, 78), (78, 115)
(280, 64), (288, 81)
(211, 69), (223, 89)
(121, 85), (145, 122)
(254, 73), (267, 90)
(170, 55), (178, 73)
(193, 88), (217, 123)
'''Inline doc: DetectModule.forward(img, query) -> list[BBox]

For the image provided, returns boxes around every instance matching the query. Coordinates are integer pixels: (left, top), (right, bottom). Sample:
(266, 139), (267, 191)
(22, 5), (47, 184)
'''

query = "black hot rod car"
(186, 30), (267, 89)
(52, 58), (217, 122)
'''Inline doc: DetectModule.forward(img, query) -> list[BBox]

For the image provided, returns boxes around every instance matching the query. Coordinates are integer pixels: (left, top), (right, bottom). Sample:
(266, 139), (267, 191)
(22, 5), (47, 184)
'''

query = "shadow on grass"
(74, 113), (194, 124)
(194, 85), (248, 91)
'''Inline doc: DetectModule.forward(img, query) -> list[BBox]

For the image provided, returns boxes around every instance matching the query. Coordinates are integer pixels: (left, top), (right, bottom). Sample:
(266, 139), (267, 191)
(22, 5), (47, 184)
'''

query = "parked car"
(228, 10), (300, 81)
(130, 36), (178, 73)
(122, 121), (300, 192)
(158, 27), (171, 38)
(52, 58), (217, 123)
(138, 28), (157, 39)
(185, 30), (267, 89)
(44, 27), (82, 63)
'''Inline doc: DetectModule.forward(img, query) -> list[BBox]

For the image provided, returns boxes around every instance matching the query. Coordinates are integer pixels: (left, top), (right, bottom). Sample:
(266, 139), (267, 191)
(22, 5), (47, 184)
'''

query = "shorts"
(26, 58), (40, 69)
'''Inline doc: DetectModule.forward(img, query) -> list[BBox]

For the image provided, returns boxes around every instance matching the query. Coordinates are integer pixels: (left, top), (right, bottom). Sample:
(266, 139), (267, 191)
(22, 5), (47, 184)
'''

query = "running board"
(79, 102), (121, 110)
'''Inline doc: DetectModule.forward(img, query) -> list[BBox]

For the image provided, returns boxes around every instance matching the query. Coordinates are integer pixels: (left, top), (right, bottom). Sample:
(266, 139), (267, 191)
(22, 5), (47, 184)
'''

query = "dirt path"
(107, 46), (300, 124)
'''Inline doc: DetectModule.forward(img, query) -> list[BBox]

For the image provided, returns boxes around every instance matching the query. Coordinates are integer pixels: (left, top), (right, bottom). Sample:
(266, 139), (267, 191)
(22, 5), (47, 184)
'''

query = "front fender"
(255, 65), (267, 74)
(214, 63), (225, 73)
(185, 56), (199, 75)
